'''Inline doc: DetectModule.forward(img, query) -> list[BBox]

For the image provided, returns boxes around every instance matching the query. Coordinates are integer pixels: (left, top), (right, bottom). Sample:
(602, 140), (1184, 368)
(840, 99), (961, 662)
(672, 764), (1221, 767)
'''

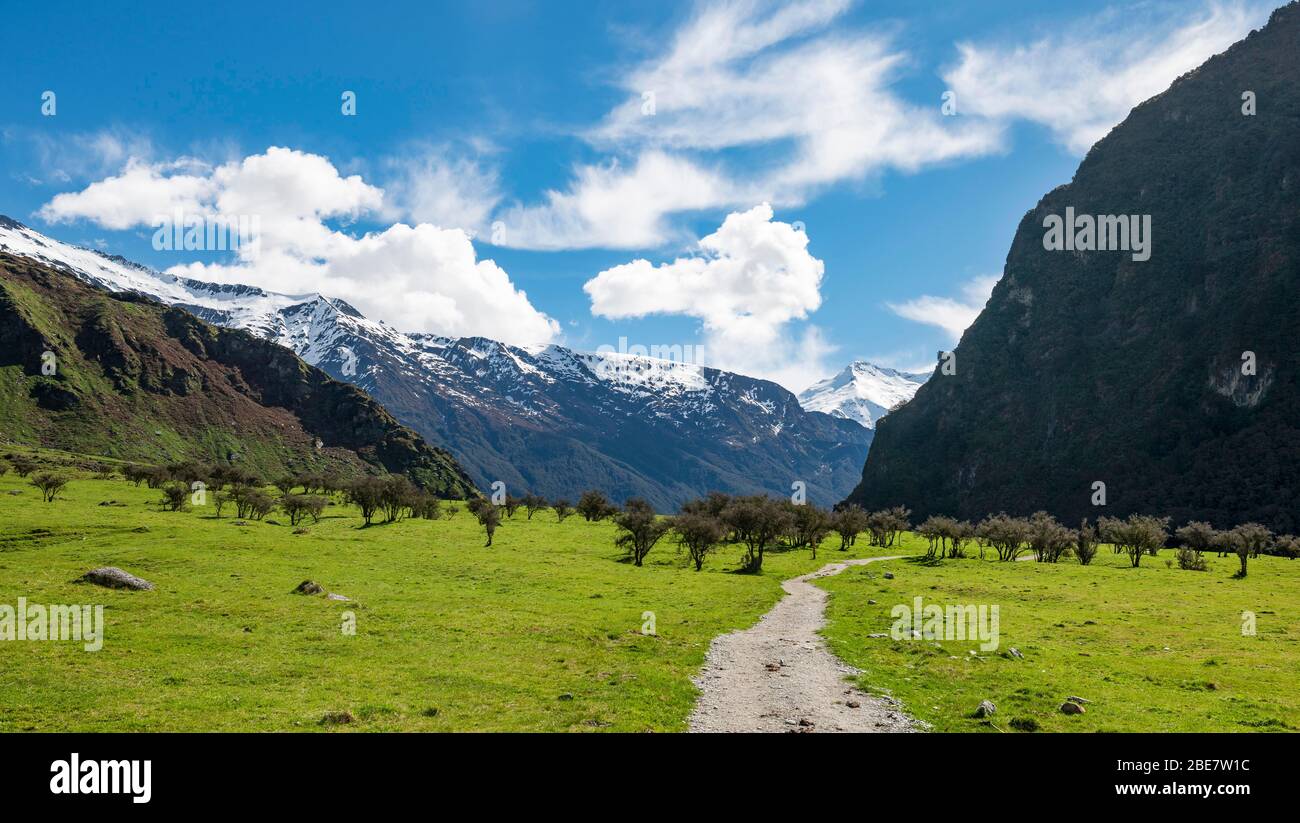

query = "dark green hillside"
(849, 3), (1300, 532)
(0, 254), (476, 496)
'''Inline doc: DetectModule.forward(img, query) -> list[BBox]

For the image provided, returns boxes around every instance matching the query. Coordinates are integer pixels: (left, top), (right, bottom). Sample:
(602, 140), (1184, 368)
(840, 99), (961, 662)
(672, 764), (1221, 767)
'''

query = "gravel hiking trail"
(689, 555), (919, 733)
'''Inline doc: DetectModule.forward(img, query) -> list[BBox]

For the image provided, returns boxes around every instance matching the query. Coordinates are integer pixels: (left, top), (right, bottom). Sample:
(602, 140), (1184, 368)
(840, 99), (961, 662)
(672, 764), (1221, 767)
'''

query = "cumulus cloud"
(887, 275), (999, 342)
(943, 0), (1269, 154)
(584, 203), (833, 389)
(39, 147), (560, 346)
(40, 157), (213, 229)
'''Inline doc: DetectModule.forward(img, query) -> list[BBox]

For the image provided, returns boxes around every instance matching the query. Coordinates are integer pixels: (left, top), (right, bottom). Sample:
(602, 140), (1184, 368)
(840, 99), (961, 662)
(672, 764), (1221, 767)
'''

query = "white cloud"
(498, 0), (1001, 250)
(40, 157), (213, 229)
(584, 203), (833, 389)
(12, 127), (157, 186)
(500, 151), (741, 250)
(889, 274), (998, 340)
(887, 275), (999, 342)
(943, 1), (1270, 154)
(593, 3), (1001, 189)
(39, 147), (560, 347)
(381, 145), (502, 235)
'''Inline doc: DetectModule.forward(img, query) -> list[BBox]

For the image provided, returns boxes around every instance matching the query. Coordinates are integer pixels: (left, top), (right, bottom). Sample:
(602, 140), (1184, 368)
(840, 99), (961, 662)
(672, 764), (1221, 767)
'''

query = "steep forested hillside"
(848, 3), (1300, 533)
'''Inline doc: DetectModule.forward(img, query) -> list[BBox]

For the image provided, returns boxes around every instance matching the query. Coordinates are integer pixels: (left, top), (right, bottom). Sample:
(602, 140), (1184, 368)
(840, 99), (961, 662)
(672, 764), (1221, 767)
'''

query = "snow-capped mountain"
(798, 361), (931, 429)
(0, 217), (872, 509)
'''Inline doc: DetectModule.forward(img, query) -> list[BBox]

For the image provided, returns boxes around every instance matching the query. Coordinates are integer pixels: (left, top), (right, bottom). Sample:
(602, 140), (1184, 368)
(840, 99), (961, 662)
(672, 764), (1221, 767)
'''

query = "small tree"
(917, 515), (951, 559)
(1075, 518), (1098, 565)
(790, 504), (832, 558)
(1273, 535), (1300, 559)
(1028, 511), (1074, 563)
(947, 520), (975, 558)
(346, 477), (386, 526)
(522, 493), (547, 520)
(722, 496), (793, 573)
(977, 513), (1031, 561)
(31, 472), (69, 502)
(160, 482), (189, 512)
(577, 490), (614, 522)
(10, 456), (38, 478)
(503, 495), (522, 519)
(614, 498), (671, 567)
(242, 490), (275, 521)
(143, 466), (171, 489)
(1175, 546), (1209, 571)
(553, 498), (573, 522)
(1229, 523), (1272, 578)
(476, 504), (502, 546)
(1100, 515), (1169, 568)
(213, 490), (229, 519)
(380, 476), (416, 523)
(830, 505), (868, 551)
(281, 494), (313, 526)
(866, 506), (911, 547)
(410, 493), (442, 520)
(673, 512), (726, 571)
(1175, 521), (1215, 569)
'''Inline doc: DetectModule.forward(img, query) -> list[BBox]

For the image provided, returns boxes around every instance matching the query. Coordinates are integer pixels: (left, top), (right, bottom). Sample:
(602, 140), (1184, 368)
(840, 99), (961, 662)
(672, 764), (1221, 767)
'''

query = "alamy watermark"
(593, 336), (705, 380)
(890, 596), (1000, 652)
(0, 598), (104, 651)
(1042, 207), (1151, 262)
(152, 209), (260, 255)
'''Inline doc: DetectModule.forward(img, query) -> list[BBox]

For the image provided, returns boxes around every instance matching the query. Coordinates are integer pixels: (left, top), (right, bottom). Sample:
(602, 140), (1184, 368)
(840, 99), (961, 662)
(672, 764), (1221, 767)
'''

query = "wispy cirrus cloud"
(887, 274), (999, 343)
(495, 0), (1000, 250)
(943, 0), (1271, 154)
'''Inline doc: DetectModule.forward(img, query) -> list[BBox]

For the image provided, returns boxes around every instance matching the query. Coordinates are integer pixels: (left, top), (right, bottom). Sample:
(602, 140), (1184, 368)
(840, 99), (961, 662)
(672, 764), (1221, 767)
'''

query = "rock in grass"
(883, 572), (895, 579)
(326, 593), (351, 602)
(1066, 695), (1091, 704)
(1060, 701), (1086, 715)
(293, 580), (325, 595)
(320, 711), (355, 725)
(975, 700), (997, 718)
(1007, 647), (1024, 659)
(78, 567), (154, 591)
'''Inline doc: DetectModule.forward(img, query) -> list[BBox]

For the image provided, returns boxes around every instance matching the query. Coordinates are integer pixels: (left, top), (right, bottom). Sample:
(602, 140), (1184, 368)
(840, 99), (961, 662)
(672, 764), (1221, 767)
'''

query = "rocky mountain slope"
(0, 218), (870, 509)
(798, 361), (931, 429)
(847, 2), (1300, 534)
(0, 252), (477, 496)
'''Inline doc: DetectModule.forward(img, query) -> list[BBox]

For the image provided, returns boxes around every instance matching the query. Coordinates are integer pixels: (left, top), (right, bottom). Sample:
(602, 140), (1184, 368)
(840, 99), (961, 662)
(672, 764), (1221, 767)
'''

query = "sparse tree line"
(588, 493), (901, 573)
(5, 452), (1300, 578)
(462, 490), (610, 546)
(920, 510), (1299, 578)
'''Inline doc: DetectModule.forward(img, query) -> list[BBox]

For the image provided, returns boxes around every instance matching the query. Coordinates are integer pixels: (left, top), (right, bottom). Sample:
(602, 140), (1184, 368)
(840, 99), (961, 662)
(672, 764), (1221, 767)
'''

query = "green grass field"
(0, 462), (896, 732)
(821, 551), (1300, 732)
(1, 455), (1296, 732)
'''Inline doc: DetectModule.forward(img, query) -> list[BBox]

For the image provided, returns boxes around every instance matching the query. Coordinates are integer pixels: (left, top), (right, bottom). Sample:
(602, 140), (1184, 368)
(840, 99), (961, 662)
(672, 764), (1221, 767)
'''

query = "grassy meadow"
(0, 453), (897, 732)
(821, 551), (1300, 732)
(1, 448), (1296, 732)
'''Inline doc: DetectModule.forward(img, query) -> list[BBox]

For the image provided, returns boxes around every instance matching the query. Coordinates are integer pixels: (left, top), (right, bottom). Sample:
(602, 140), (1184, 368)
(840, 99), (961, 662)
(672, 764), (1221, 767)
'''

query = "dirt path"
(688, 555), (919, 733)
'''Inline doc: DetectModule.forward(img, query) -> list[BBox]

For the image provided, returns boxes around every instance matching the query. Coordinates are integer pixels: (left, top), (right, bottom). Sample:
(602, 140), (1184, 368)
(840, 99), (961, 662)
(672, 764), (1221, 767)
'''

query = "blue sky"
(0, 0), (1278, 391)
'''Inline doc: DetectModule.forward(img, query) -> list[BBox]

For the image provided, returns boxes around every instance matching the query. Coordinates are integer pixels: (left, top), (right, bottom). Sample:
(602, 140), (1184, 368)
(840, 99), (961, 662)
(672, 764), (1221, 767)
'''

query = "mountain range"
(848, 2), (1300, 534)
(0, 250), (477, 495)
(0, 217), (875, 510)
